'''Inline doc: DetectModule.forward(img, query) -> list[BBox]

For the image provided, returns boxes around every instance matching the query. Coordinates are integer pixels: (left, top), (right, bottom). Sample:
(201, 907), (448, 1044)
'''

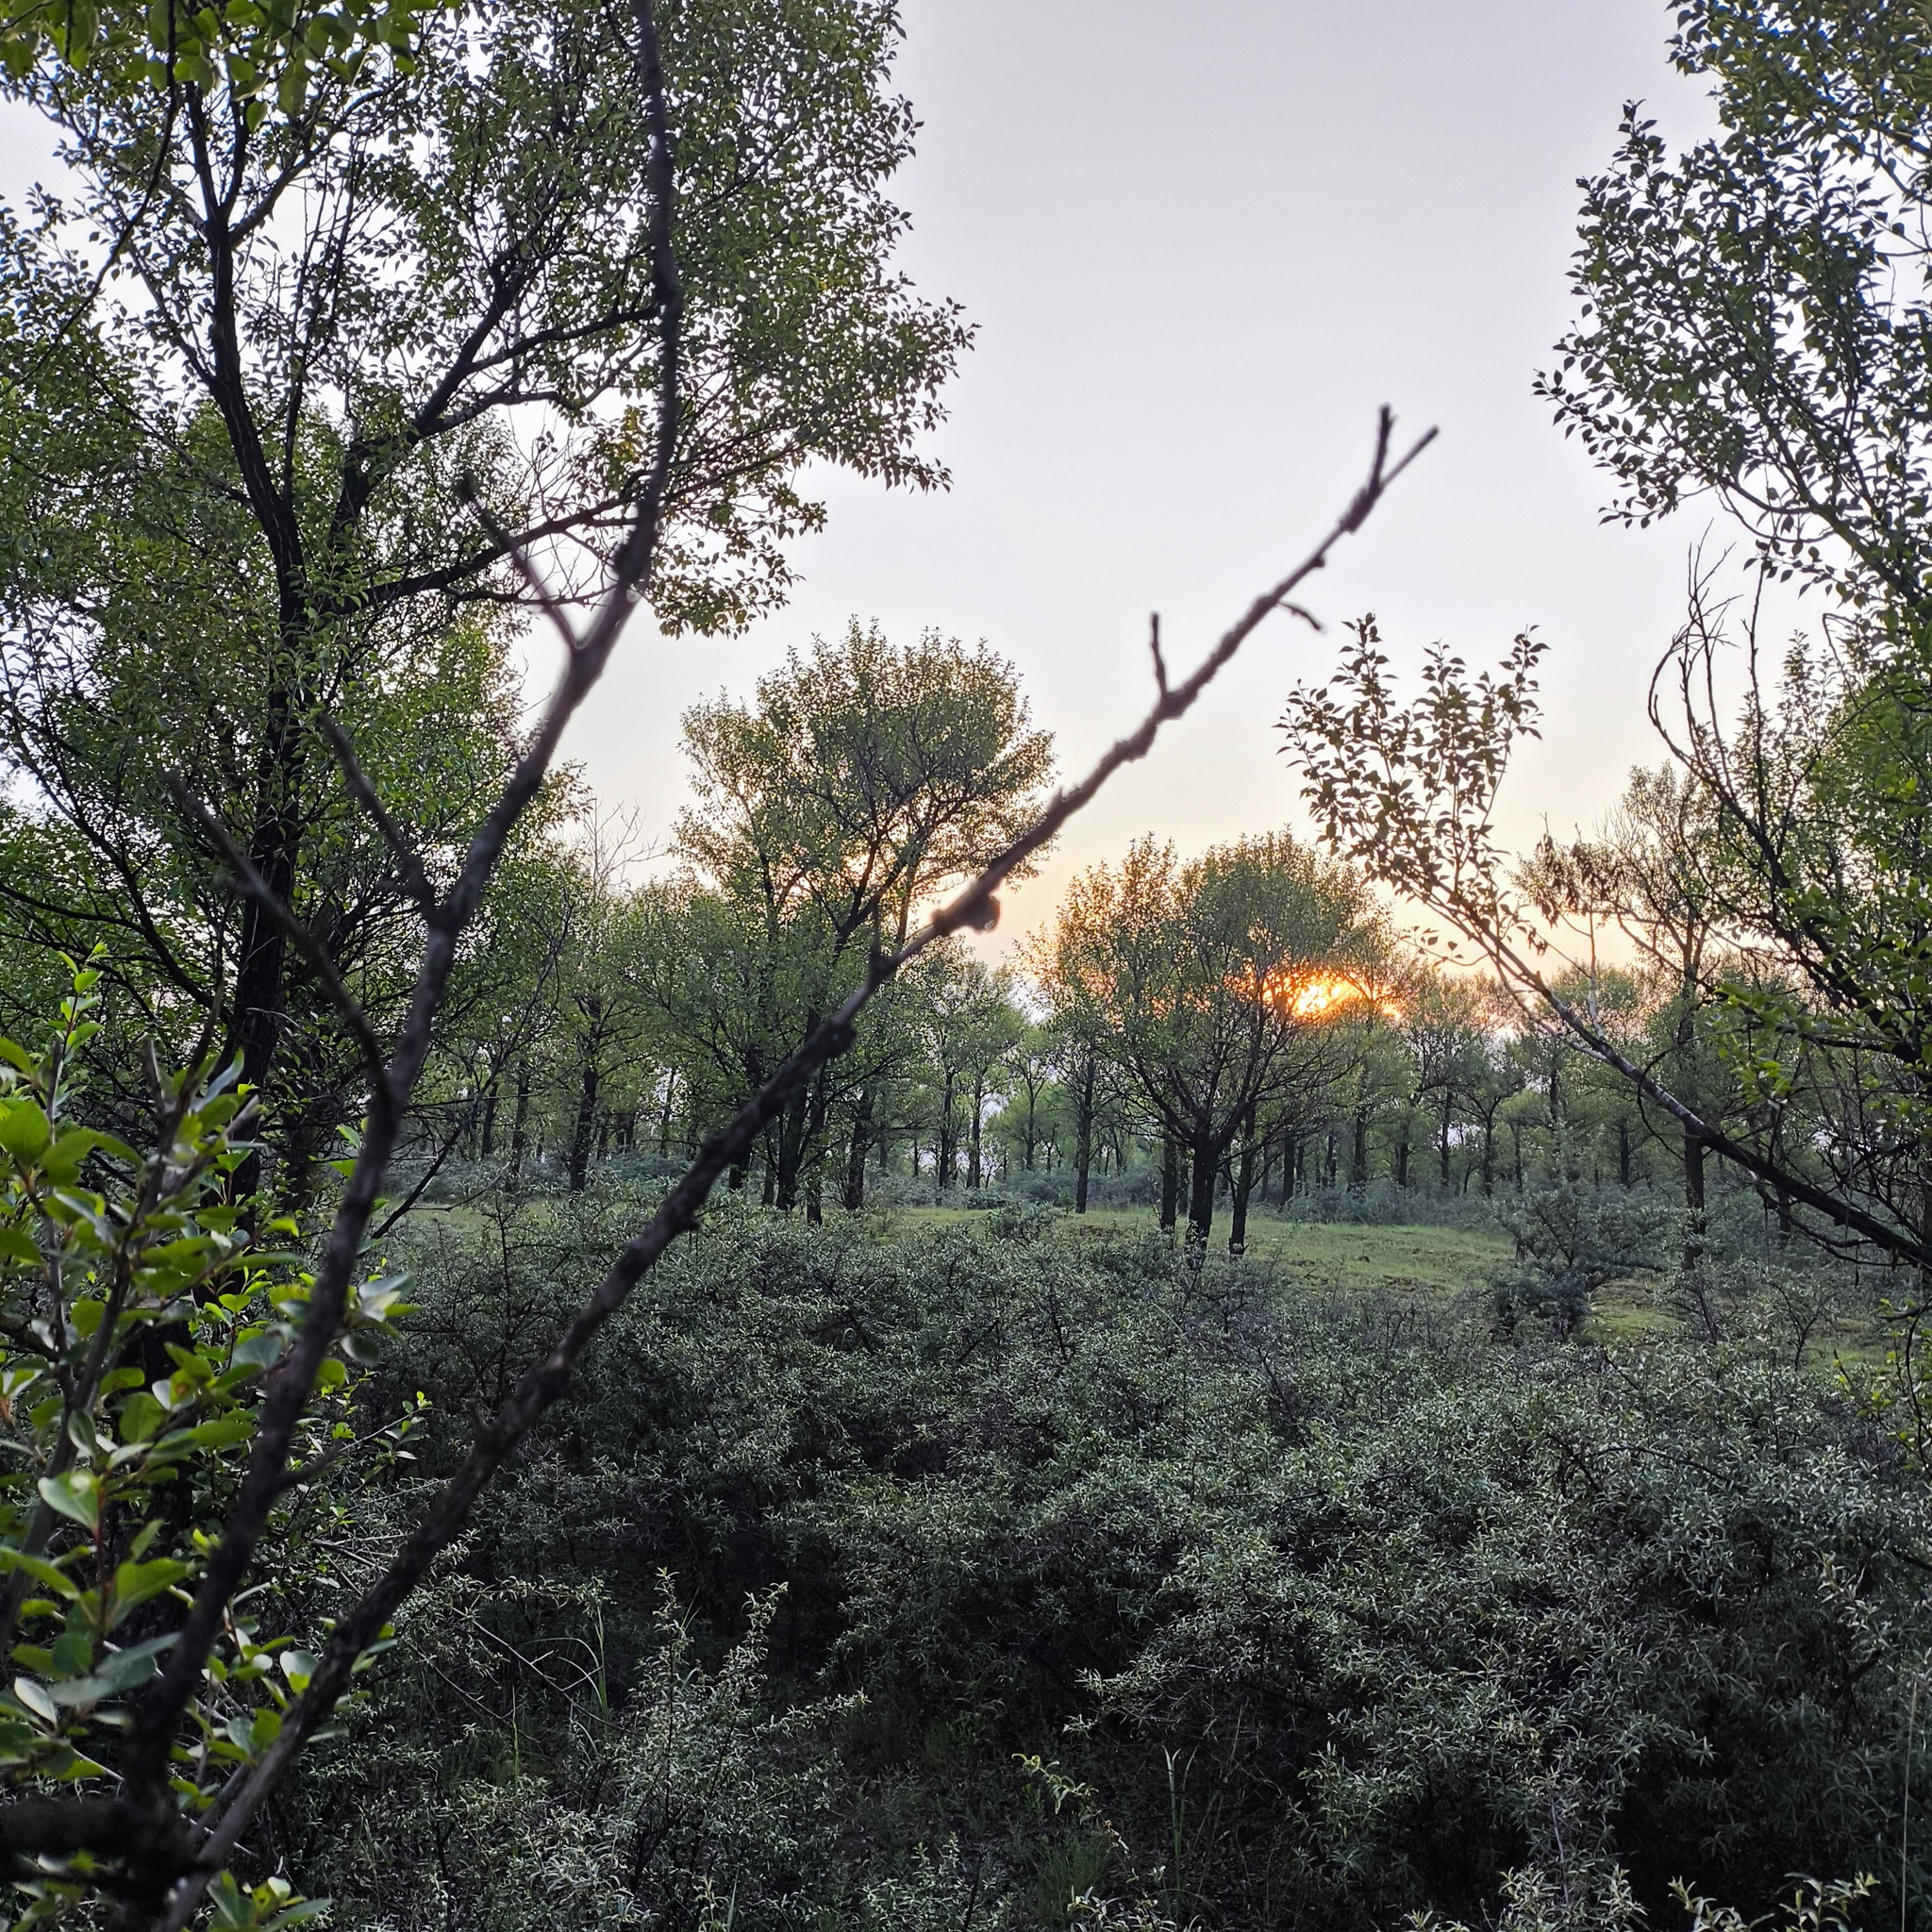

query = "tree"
(659, 623), (1052, 1209)
(0, 92), (1426, 1889)
(1525, 1), (1932, 1277)
(1282, 614), (1932, 1271)
(0, 0), (969, 1172)
(1045, 830), (1381, 1245)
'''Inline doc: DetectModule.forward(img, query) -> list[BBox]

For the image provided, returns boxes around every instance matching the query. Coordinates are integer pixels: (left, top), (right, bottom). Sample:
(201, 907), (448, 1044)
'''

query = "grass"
(411, 1183), (1886, 1370)
(903, 1202), (1510, 1294)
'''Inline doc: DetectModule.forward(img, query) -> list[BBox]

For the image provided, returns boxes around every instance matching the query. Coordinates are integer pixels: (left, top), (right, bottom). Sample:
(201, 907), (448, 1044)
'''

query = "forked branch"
(165, 406), (1434, 1912)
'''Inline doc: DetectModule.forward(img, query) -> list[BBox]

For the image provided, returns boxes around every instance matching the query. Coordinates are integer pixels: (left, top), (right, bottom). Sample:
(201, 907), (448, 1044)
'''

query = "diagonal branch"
(116, 7), (684, 1895)
(313, 715), (440, 919)
(167, 405), (1433, 1907)
(164, 778), (388, 1093)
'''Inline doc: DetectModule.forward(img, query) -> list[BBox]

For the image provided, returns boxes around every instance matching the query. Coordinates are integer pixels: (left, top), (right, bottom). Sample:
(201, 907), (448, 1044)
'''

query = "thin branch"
(451, 479), (583, 655)
(313, 715), (440, 919)
(163, 778), (388, 1092)
(171, 403), (1432, 1908)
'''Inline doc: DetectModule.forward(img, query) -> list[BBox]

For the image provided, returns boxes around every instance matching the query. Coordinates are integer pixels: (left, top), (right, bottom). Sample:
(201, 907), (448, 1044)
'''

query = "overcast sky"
(2, 2), (1723, 950)
(574, 0), (1723, 948)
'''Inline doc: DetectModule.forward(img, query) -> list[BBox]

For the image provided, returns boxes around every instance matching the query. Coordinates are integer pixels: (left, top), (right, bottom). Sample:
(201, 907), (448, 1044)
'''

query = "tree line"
(379, 619), (1838, 1274)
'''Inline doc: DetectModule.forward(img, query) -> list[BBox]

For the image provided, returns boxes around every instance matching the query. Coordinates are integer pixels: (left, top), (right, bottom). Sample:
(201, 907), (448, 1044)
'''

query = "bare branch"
(313, 715), (440, 919)
(162, 777), (388, 1092)
(170, 404), (1434, 1908)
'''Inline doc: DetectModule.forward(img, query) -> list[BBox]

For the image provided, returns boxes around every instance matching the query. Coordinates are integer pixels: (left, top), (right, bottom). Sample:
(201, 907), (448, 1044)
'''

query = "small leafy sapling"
(0, 962), (416, 1923)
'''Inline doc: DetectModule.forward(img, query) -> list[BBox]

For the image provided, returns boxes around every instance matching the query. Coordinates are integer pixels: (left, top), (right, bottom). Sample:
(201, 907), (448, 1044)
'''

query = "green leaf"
(265, 1901), (333, 1932)
(10, 1675), (56, 1725)
(116, 1391), (167, 1444)
(52, 1633), (175, 1703)
(0, 1548), (79, 1600)
(279, 1648), (318, 1693)
(109, 1558), (190, 1627)
(0, 1225), (42, 1266)
(42, 1128), (98, 1184)
(47, 1630), (91, 1680)
(187, 1412), (255, 1450)
(36, 1470), (99, 1534)
(0, 1099), (51, 1160)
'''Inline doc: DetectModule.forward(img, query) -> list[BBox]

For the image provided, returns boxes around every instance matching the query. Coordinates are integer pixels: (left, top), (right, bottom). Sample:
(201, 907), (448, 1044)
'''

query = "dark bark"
(937, 1073), (958, 1191)
(774, 1084), (809, 1212)
(1074, 1052), (1095, 1214)
(1229, 1108), (1257, 1255)
(568, 1016), (601, 1193)
(842, 1085), (874, 1211)
(1187, 1126), (1216, 1244)
(1159, 1134), (1178, 1232)
(1683, 1126), (1707, 1271)
(508, 1056), (530, 1180)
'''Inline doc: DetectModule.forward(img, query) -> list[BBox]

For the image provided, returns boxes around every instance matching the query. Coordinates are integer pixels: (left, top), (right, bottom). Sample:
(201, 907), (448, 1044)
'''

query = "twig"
(453, 478), (583, 656)
(163, 777), (389, 1091)
(169, 405), (1433, 1907)
(313, 715), (439, 917)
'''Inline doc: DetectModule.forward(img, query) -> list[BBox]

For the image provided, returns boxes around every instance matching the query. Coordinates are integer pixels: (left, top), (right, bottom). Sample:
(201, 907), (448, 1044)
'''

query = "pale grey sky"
(2, 3), (1724, 948)
(575, 0), (1723, 946)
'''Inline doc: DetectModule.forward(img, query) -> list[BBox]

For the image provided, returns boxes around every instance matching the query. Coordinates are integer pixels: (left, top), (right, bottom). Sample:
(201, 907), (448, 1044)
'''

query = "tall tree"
(1045, 830), (1380, 1244)
(656, 623), (1050, 1208)
(0, 0), (969, 1170)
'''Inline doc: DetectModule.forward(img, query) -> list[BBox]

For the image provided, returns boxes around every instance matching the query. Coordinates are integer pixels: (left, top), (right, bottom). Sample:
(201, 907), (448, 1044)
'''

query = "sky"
(0, 2), (1724, 954)
(570, 0), (1724, 951)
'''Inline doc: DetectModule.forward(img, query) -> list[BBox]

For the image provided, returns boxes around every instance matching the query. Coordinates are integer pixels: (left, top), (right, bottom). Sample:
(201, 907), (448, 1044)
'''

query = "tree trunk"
(1229, 1108), (1257, 1255)
(225, 773), (304, 1194)
(658, 1072), (676, 1158)
(843, 1086), (874, 1211)
(508, 1056), (531, 1180)
(775, 1086), (809, 1213)
(1074, 1053), (1095, 1214)
(1159, 1134), (1178, 1232)
(1187, 1127), (1216, 1245)
(1394, 1133), (1409, 1190)
(1683, 1127), (1707, 1271)
(1618, 1120), (1632, 1189)
(567, 1035), (599, 1193)
(1349, 1104), (1369, 1192)
(937, 1074), (958, 1191)
(1480, 1121), (1495, 1195)
(968, 1073), (985, 1189)
(1439, 1087), (1453, 1185)
(805, 1072), (830, 1223)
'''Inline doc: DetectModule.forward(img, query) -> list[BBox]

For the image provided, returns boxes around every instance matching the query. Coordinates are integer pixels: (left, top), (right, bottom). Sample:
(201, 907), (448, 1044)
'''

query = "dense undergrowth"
(286, 1191), (1926, 1931)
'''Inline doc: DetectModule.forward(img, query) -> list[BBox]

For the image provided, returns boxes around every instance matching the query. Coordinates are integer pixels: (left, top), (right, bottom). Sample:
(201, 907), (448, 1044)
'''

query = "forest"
(0, 0), (1929, 1927)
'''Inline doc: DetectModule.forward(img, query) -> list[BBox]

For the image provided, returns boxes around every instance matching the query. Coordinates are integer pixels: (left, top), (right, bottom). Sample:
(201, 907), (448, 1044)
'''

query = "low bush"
(290, 1198), (1921, 1929)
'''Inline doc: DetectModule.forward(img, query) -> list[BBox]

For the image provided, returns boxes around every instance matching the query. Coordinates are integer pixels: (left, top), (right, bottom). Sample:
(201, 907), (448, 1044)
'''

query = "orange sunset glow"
(1227, 969), (1402, 1022)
